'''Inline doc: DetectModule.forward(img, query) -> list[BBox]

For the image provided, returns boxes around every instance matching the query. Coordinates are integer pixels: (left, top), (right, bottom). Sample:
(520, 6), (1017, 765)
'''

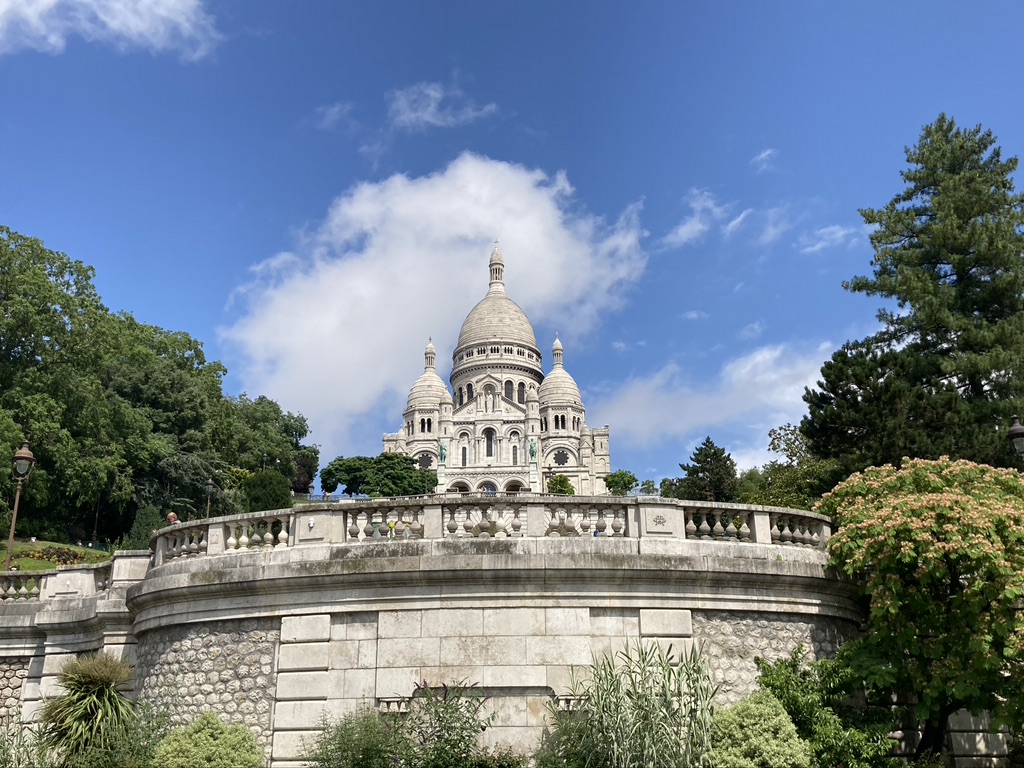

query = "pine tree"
(802, 115), (1024, 473)
(661, 437), (738, 502)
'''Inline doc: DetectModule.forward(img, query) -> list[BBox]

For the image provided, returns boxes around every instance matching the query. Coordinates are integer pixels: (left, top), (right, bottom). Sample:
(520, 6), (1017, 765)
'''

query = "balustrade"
(769, 512), (822, 548)
(346, 507), (424, 542)
(225, 514), (291, 551)
(545, 504), (626, 537)
(0, 572), (44, 601)
(163, 524), (208, 560)
(683, 508), (752, 542)
(444, 503), (524, 538)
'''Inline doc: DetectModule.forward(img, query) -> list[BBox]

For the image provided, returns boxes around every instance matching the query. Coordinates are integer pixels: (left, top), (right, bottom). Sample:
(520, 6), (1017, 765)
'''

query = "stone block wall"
(0, 658), (29, 721)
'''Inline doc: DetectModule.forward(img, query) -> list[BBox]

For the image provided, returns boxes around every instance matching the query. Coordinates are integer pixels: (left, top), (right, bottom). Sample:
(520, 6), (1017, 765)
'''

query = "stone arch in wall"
(448, 481), (471, 493)
(504, 480), (525, 493)
(477, 480), (498, 494)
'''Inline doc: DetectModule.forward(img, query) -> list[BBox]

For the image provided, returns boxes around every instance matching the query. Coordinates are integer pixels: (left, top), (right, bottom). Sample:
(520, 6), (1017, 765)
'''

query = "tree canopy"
(0, 226), (315, 542)
(603, 470), (638, 496)
(320, 453), (436, 497)
(817, 457), (1024, 760)
(546, 475), (575, 495)
(660, 437), (738, 502)
(802, 115), (1024, 475)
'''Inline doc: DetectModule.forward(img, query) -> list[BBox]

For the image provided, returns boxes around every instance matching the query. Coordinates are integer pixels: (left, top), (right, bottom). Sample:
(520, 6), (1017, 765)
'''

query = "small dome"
(407, 339), (449, 409)
(539, 336), (582, 406)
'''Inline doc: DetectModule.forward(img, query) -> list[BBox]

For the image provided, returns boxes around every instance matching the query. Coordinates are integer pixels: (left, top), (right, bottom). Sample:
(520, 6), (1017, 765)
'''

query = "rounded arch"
(448, 482), (471, 493)
(477, 480), (498, 495)
(483, 427), (496, 457)
(504, 480), (525, 493)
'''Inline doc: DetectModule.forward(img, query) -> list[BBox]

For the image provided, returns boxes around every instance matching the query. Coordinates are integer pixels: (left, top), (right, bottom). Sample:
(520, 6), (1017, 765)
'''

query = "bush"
(121, 506), (165, 550)
(62, 702), (171, 768)
(152, 712), (264, 768)
(399, 681), (494, 768)
(243, 471), (292, 513)
(0, 714), (55, 768)
(40, 653), (136, 764)
(302, 708), (403, 768)
(755, 650), (900, 768)
(711, 690), (812, 768)
(540, 641), (716, 768)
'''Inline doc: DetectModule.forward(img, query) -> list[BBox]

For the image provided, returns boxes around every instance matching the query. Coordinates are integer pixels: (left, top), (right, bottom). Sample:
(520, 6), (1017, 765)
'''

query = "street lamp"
(5, 443), (36, 572)
(205, 477), (216, 519)
(1009, 416), (1024, 457)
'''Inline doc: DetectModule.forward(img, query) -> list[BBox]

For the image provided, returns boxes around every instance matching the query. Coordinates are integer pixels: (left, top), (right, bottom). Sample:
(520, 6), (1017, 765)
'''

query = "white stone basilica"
(383, 245), (611, 494)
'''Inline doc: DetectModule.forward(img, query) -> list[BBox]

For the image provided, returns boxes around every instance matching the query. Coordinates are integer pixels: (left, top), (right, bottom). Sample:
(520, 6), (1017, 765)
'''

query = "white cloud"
(0, 0), (219, 59)
(589, 342), (831, 449)
(682, 310), (707, 321)
(387, 82), (497, 131)
(750, 148), (779, 174)
(798, 225), (859, 253)
(315, 101), (355, 131)
(221, 152), (647, 462)
(611, 341), (628, 352)
(662, 189), (729, 248)
(758, 207), (791, 245)
(738, 320), (763, 340)
(722, 208), (753, 238)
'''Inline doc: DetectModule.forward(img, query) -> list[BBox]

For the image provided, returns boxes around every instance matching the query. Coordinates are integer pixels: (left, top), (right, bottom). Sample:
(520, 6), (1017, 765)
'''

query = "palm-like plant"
(40, 653), (135, 764)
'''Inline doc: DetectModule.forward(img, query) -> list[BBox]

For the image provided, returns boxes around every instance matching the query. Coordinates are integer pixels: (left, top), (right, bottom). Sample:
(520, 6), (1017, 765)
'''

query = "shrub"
(152, 712), (264, 768)
(40, 653), (136, 764)
(301, 708), (403, 768)
(122, 506), (165, 550)
(399, 681), (494, 768)
(62, 702), (171, 768)
(711, 690), (812, 768)
(540, 641), (716, 768)
(243, 471), (292, 513)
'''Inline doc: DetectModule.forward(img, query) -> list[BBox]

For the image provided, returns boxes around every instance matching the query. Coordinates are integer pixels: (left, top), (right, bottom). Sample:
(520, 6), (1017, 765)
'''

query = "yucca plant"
(39, 652), (136, 765)
(541, 641), (717, 768)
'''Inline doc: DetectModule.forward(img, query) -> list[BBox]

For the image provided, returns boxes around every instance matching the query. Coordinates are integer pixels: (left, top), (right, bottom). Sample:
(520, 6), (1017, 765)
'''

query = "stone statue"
(439, 441), (447, 464)
(529, 439), (537, 460)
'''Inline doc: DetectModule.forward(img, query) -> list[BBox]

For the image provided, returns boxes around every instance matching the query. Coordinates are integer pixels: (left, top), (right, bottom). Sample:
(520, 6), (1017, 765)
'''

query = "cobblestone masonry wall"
(134, 619), (279, 746)
(693, 610), (857, 705)
(0, 658), (29, 721)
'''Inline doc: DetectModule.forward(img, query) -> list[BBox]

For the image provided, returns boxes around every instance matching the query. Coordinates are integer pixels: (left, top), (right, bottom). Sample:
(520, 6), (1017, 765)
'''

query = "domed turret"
(539, 335), (582, 406)
(407, 338), (449, 408)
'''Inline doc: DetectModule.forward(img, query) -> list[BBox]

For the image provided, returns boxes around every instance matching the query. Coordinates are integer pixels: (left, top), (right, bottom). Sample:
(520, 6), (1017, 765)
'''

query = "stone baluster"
(594, 509), (608, 537)
(712, 512), (726, 539)
(724, 513), (738, 540)
(698, 511), (712, 539)
(511, 506), (523, 537)
(738, 512), (751, 542)
(685, 508), (698, 539)
(348, 511), (361, 541)
(611, 508), (624, 537)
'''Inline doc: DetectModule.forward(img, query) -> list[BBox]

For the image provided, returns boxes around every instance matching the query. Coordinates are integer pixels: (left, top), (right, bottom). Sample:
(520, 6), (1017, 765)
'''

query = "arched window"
(504, 380), (513, 400)
(467, 383), (474, 401)
(518, 382), (526, 403)
(427, 418), (432, 433)
(484, 428), (495, 457)
(512, 445), (518, 465)
(461, 447), (467, 467)
(420, 418), (426, 433)
(458, 388), (464, 407)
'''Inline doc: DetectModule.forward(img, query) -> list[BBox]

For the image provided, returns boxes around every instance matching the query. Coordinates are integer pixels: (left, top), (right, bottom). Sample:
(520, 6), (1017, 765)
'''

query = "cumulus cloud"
(662, 189), (729, 248)
(682, 310), (707, 321)
(221, 152), (647, 461)
(0, 0), (219, 59)
(589, 342), (830, 448)
(387, 82), (497, 130)
(798, 224), (859, 253)
(750, 148), (779, 174)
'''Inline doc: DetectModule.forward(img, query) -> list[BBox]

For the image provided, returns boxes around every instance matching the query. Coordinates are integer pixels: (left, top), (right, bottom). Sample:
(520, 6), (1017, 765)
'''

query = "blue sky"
(3, 1), (1024, 485)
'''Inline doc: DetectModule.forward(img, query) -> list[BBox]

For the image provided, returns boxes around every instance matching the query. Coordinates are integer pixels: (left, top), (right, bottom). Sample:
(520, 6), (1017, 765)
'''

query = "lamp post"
(1009, 416), (1024, 457)
(4, 443), (36, 572)
(205, 477), (216, 519)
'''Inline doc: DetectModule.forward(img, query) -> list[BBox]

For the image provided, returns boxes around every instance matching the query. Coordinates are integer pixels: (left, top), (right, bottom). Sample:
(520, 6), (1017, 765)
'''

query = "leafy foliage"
(540, 641), (716, 768)
(737, 426), (841, 509)
(546, 475), (575, 495)
(121, 506), (165, 550)
(243, 470), (293, 512)
(62, 702), (171, 768)
(40, 653), (136, 764)
(802, 115), (1024, 476)
(710, 691), (812, 768)
(151, 712), (264, 768)
(320, 453), (436, 497)
(817, 457), (1024, 759)
(301, 709), (403, 768)
(638, 479), (658, 495)
(604, 470), (638, 496)
(0, 226), (315, 543)
(661, 437), (738, 502)
(755, 650), (899, 768)
(0, 715), (55, 768)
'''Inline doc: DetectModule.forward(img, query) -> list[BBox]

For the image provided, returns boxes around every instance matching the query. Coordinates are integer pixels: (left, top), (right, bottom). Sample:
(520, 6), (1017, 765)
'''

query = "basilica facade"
(383, 245), (611, 494)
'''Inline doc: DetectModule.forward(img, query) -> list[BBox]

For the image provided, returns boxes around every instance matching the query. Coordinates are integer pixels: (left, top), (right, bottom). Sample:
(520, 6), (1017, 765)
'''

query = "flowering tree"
(817, 457), (1024, 762)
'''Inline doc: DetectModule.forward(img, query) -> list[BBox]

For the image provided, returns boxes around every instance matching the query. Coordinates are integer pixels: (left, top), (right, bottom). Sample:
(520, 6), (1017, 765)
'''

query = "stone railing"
(0, 561), (112, 602)
(148, 495), (832, 567)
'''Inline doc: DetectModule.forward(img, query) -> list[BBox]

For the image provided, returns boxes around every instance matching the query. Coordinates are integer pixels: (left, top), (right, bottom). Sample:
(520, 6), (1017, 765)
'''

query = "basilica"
(383, 245), (611, 494)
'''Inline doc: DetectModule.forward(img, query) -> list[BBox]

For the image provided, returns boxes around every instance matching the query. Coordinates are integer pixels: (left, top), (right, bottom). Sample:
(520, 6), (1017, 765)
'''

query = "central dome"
(454, 244), (539, 353)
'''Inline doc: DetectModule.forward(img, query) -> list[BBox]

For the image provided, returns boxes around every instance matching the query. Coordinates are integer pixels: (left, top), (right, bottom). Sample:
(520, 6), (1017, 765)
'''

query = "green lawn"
(0, 539), (112, 572)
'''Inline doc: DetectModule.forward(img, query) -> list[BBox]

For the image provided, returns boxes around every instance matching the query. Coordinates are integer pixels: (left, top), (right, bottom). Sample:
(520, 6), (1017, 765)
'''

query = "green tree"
(710, 691), (812, 768)
(817, 457), (1024, 763)
(638, 479), (658, 495)
(661, 437), (738, 502)
(802, 115), (1024, 475)
(152, 712), (264, 768)
(243, 470), (293, 512)
(547, 475), (575, 495)
(604, 470), (638, 496)
(738, 426), (841, 510)
(320, 453), (436, 497)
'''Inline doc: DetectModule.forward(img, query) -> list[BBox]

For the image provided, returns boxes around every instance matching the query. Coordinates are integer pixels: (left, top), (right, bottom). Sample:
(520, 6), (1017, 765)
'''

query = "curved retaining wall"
(2, 496), (860, 767)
